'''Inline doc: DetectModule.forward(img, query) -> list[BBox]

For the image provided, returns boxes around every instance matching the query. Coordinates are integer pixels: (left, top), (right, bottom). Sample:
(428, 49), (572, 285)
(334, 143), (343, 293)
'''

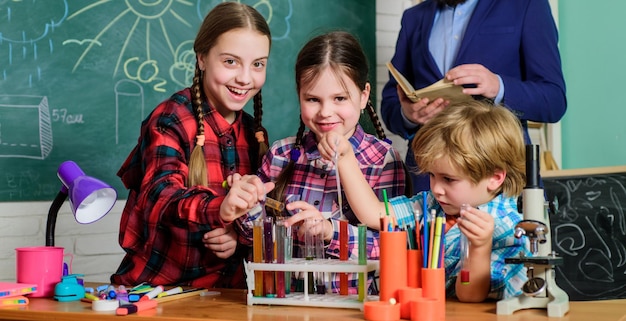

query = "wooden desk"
(0, 289), (625, 321)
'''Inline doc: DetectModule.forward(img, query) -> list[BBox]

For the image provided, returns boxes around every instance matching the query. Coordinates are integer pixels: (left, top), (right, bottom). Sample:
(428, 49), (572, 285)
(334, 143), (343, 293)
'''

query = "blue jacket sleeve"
(498, 0), (566, 123)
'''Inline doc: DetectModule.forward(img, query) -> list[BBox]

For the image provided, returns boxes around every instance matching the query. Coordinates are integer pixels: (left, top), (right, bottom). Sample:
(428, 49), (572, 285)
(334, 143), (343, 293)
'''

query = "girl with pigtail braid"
(244, 31), (407, 294)
(365, 100), (387, 141)
(362, 99), (414, 197)
(266, 119), (306, 204)
(187, 61), (208, 187)
(253, 90), (269, 163)
(112, 2), (275, 289)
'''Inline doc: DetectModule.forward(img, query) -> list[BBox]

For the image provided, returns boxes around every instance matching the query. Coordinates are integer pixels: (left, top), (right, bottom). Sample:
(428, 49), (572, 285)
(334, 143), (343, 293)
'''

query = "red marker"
(115, 299), (158, 316)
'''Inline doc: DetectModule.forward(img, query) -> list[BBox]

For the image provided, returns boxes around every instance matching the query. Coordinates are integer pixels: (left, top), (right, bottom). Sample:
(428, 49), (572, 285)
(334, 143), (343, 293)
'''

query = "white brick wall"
(376, 0), (418, 160)
(0, 201), (126, 283)
(0, 0), (415, 283)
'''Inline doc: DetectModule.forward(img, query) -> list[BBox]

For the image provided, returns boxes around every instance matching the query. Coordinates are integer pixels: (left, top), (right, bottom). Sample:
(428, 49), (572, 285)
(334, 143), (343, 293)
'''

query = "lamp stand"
(45, 190), (69, 247)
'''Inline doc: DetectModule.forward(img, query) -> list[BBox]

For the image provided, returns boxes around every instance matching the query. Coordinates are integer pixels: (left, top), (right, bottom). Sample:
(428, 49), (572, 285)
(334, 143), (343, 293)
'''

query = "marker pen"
(0, 296), (29, 307)
(156, 286), (183, 298)
(128, 294), (141, 302)
(115, 299), (158, 316)
(83, 293), (100, 301)
(140, 285), (164, 301)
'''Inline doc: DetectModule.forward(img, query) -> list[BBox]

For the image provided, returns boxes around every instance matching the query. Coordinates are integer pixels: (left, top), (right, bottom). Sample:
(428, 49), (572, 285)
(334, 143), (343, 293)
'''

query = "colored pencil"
(422, 191), (429, 268)
(428, 209), (436, 267)
(154, 288), (208, 303)
(430, 214), (444, 269)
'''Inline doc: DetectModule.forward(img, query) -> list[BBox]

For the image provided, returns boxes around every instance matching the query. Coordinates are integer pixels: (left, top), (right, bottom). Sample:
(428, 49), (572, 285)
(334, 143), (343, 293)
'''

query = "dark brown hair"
(188, 2), (271, 186)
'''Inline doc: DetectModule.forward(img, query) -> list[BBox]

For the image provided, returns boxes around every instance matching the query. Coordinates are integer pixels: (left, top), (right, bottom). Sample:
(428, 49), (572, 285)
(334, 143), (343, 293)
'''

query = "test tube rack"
(244, 258), (379, 309)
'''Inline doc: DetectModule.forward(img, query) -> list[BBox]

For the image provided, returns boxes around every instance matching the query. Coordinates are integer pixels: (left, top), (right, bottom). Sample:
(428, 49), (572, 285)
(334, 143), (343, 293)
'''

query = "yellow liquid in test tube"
(253, 223), (264, 296)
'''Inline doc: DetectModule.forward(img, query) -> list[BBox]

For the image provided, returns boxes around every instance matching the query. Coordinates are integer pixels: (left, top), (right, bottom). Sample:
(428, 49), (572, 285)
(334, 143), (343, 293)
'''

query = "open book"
(386, 62), (472, 103)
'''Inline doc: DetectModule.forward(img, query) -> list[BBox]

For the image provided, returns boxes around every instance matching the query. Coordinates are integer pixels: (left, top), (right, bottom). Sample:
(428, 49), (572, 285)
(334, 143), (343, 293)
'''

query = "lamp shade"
(57, 161), (117, 224)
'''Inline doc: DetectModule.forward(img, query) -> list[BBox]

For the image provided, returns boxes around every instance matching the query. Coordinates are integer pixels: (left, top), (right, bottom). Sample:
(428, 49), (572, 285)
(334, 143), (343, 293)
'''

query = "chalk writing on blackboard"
(0, 95), (53, 159)
(544, 169), (626, 301)
(0, 0), (373, 201)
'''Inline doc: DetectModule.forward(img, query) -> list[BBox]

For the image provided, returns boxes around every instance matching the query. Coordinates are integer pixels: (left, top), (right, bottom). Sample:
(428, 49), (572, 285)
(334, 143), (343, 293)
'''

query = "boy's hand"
(220, 174), (275, 222)
(458, 206), (494, 248)
(455, 205), (494, 302)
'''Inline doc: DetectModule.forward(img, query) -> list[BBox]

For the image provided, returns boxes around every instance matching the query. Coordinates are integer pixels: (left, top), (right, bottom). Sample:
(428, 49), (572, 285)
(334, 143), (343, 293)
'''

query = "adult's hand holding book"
(386, 62), (472, 104)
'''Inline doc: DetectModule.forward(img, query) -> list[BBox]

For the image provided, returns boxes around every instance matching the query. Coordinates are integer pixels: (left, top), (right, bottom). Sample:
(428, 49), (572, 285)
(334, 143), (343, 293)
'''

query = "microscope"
(496, 145), (569, 317)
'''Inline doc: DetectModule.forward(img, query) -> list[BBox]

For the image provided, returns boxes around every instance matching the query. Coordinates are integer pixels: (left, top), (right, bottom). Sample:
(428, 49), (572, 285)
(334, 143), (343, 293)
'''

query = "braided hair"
(187, 2), (271, 187)
(253, 90), (269, 160)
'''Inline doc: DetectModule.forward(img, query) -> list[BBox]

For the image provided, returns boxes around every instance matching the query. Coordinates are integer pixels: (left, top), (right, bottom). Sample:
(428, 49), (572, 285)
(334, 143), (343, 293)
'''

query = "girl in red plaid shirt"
(111, 2), (274, 289)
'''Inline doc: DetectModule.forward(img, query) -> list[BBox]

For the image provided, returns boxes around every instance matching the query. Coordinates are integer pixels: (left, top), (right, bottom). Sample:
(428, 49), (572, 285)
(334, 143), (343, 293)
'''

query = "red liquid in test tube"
(460, 204), (471, 284)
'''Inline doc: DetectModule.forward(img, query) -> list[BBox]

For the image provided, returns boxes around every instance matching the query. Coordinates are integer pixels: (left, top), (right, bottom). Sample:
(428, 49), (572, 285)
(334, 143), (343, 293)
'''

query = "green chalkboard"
(0, 0), (375, 201)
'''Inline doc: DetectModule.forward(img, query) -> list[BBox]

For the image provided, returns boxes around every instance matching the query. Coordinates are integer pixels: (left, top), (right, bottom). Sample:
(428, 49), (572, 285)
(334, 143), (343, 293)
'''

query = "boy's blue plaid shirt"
(391, 192), (531, 299)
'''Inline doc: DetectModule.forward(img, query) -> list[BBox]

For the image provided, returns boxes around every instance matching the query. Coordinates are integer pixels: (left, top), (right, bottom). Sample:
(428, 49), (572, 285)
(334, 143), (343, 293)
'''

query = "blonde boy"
(316, 100), (531, 301)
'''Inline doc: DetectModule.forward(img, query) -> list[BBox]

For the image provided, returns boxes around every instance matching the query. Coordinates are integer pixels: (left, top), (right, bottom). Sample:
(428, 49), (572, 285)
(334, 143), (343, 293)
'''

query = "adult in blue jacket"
(381, 0), (566, 191)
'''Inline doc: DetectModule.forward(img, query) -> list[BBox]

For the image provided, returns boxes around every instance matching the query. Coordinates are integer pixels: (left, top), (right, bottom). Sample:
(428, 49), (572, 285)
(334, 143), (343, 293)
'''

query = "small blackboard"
(543, 166), (626, 301)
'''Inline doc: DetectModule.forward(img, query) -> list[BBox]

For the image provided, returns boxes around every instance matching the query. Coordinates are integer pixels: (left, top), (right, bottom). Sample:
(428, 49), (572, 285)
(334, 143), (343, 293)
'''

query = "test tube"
(304, 220), (317, 260)
(460, 233), (470, 284)
(316, 220), (326, 294)
(263, 217), (276, 297)
(304, 218), (325, 294)
(283, 194), (299, 294)
(358, 224), (367, 301)
(460, 204), (471, 284)
(275, 218), (287, 298)
(252, 220), (264, 296)
(339, 220), (349, 295)
(284, 224), (293, 294)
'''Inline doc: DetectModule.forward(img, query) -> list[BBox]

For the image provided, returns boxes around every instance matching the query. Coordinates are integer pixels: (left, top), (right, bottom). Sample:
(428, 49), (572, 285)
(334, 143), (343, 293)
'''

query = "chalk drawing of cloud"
(0, 0), (68, 43)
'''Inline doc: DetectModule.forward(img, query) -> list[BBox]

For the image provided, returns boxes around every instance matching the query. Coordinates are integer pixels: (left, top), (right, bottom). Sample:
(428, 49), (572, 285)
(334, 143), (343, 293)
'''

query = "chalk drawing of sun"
(63, 0), (291, 92)
(64, 0), (197, 90)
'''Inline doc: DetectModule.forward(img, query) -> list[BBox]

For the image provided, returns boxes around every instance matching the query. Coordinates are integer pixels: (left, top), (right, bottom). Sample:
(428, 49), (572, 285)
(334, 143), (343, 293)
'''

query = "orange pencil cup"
(379, 231), (407, 302)
(410, 297), (440, 321)
(407, 249), (422, 288)
(398, 286), (422, 320)
(420, 268), (446, 321)
(363, 301), (401, 321)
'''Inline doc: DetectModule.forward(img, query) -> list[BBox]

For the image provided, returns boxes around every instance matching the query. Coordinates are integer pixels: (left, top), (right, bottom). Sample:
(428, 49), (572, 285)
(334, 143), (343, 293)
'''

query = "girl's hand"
(318, 132), (353, 163)
(458, 206), (494, 248)
(284, 200), (333, 241)
(220, 174), (275, 222)
(202, 226), (237, 259)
